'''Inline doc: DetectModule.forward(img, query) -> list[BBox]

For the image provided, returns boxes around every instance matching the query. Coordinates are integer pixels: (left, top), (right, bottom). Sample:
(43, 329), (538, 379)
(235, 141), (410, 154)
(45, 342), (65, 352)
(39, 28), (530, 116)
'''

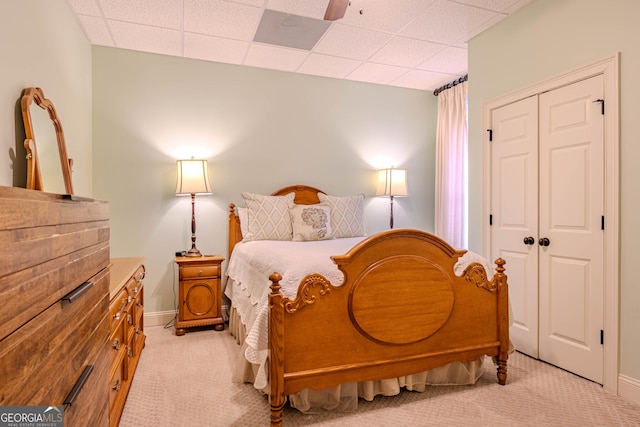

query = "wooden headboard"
(227, 185), (326, 258)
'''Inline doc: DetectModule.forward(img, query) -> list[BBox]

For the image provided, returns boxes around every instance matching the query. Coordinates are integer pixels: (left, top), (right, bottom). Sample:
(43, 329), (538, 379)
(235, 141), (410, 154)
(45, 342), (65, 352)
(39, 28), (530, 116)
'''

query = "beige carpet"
(119, 325), (640, 426)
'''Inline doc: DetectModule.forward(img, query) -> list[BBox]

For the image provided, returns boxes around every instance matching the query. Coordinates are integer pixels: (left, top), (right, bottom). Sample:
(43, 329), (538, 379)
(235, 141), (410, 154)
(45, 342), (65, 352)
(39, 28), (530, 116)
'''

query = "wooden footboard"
(268, 229), (508, 426)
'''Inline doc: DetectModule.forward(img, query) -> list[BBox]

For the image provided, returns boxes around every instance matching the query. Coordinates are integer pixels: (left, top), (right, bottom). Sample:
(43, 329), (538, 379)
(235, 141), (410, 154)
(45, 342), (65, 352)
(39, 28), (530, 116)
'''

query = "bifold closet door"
(490, 95), (539, 358)
(538, 75), (604, 384)
(490, 75), (605, 384)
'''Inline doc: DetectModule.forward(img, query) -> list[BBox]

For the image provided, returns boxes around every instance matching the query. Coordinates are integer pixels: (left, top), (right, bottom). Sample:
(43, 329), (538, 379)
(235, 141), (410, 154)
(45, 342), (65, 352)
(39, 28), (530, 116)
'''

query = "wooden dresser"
(0, 186), (110, 426)
(108, 257), (146, 427)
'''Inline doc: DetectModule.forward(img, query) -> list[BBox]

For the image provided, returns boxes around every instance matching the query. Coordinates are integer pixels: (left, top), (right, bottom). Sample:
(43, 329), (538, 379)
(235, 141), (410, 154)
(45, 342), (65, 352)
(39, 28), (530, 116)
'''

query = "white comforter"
(225, 237), (495, 393)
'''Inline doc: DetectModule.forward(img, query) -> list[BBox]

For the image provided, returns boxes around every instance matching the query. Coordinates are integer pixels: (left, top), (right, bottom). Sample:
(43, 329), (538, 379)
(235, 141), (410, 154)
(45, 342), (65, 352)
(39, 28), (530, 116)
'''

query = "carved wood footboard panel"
(268, 229), (509, 426)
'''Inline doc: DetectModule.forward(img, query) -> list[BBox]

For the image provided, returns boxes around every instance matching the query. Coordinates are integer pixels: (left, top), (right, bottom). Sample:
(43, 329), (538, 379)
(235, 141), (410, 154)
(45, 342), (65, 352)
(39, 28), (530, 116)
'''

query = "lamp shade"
(375, 168), (408, 197)
(175, 159), (212, 195)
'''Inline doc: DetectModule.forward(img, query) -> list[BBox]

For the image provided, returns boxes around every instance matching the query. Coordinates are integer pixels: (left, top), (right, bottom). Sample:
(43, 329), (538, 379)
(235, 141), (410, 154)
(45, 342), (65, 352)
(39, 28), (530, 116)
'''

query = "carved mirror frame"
(21, 87), (74, 195)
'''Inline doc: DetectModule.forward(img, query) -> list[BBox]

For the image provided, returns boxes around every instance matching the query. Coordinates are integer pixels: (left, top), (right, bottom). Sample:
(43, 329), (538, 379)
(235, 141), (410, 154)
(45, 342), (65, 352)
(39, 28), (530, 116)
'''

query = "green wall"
(468, 0), (640, 393)
(91, 46), (437, 317)
(0, 0), (92, 194)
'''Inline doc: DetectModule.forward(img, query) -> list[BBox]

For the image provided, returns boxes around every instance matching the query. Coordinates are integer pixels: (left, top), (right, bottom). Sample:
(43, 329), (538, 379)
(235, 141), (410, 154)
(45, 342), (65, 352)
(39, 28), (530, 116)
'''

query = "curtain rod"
(433, 74), (468, 96)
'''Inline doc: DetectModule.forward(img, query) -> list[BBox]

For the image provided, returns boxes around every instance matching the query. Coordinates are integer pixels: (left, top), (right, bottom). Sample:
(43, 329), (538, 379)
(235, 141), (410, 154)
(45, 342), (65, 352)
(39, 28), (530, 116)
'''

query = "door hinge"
(490, 214), (493, 226)
(600, 329), (604, 345)
(487, 129), (493, 141)
(593, 99), (605, 115)
(601, 216), (605, 230)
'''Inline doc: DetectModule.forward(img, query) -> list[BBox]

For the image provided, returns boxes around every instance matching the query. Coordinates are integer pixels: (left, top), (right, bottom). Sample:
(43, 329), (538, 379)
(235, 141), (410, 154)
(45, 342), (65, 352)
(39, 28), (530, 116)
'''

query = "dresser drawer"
(0, 267), (109, 406)
(109, 349), (126, 412)
(125, 265), (145, 294)
(109, 288), (129, 329)
(179, 264), (220, 279)
(109, 317), (125, 368)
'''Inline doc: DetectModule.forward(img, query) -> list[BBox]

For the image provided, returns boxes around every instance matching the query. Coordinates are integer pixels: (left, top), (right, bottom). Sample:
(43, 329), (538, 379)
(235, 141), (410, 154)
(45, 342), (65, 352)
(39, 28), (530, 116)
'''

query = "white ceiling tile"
(76, 15), (114, 46)
(461, 12), (508, 43)
(109, 21), (182, 56)
(235, 0), (268, 7)
(391, 69), (457, 91)
(67, 0), (531, 91)
(417, 46), (467, 75)
(454, 0), (523, 13)
(244, 44), (309, 72)
(298, 54), (361, 79)
(184, 0), (263, 40)
(401, 0), (497, 45)
(98, 0), (182, 29)
(340, 0), (435, 33)
(314, 24), (393, 61)
(346, 62), (409, 85)
(370, 37), (445, 68)
(265, 0), (329, 19)
(67, 0), (103, 16)
(184, 32), (248, 64)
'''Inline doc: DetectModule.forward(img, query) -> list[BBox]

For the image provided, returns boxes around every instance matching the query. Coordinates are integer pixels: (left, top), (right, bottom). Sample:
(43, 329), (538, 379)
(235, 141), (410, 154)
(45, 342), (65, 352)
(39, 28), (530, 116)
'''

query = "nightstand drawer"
(179, 264), (220, 279)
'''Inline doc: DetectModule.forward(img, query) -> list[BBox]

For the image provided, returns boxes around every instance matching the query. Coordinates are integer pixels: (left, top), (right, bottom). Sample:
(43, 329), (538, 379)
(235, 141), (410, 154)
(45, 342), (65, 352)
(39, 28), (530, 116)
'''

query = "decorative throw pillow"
(317, 193), (366, 238)
(237, 207), (248, 238)
(241, 192), (295, 241)
(289, 204), (333, 241)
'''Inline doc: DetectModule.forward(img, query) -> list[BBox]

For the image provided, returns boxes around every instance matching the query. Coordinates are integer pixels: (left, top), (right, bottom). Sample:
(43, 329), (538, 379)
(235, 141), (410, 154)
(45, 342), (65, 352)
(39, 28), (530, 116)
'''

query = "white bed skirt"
(227, 305), (485, 413)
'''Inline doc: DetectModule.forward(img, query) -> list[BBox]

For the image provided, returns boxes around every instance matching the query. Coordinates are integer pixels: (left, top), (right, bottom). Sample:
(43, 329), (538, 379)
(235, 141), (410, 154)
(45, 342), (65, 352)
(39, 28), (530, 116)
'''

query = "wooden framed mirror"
(21, 87), (74, 195)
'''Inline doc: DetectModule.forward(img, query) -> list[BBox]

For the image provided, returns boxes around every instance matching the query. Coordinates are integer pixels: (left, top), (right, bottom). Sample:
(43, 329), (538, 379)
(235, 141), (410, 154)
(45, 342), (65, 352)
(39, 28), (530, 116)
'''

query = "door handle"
(523, 236), (535, 245)
(539, 237), (550, 246)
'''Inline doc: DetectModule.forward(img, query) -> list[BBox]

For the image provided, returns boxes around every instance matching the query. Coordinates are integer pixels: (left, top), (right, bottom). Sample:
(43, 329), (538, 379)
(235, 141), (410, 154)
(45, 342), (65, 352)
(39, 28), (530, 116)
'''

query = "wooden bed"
(227, 185), (509, 427)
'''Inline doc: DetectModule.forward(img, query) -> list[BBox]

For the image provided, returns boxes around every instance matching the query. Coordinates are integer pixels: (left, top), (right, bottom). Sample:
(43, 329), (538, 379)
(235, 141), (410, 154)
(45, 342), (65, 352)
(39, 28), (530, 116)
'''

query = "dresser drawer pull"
(127, 314), (133, 325)
(136, 326), (141, 334)
(113, 378), (121, 392)
(113, 338), (120, 350)
(62, 281), (93, 305)
(114, 312), (121, 320)
(128, 347), (133, 358)
(136, 298), (141, 306)
(64, 365), (93, 407)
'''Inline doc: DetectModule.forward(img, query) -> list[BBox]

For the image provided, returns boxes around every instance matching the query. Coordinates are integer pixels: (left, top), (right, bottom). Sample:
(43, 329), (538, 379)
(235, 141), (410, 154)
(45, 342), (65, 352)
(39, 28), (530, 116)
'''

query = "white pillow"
(317, 193), (366, 238)
(241, 192), (295, 241)
(289, 204), (333, 241)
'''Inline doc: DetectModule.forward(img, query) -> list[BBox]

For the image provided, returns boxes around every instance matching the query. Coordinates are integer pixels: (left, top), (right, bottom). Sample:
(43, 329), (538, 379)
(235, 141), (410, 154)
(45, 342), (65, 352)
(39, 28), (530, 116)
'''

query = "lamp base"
(184, 247), (202, 257)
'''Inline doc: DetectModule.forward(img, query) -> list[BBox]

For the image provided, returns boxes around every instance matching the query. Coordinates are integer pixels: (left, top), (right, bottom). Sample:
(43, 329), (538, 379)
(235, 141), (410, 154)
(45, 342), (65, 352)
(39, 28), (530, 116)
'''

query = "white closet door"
(538, 75), (604, 383)
(490, 95), (539, 358)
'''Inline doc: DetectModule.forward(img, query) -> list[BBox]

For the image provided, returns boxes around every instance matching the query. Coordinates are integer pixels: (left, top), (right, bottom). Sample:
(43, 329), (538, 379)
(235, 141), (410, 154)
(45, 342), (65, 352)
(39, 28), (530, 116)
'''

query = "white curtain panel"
(434, 81), (468, 248)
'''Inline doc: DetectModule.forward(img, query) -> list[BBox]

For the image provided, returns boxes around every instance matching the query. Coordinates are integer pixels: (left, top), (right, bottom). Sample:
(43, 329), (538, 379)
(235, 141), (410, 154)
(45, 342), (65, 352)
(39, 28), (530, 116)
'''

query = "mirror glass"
(21, 87), (74, 195)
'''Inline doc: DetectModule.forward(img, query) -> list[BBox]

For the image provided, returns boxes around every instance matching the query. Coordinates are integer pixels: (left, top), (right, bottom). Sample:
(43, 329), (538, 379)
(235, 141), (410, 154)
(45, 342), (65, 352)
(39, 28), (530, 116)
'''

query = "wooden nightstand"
(174, 255), (225, 336)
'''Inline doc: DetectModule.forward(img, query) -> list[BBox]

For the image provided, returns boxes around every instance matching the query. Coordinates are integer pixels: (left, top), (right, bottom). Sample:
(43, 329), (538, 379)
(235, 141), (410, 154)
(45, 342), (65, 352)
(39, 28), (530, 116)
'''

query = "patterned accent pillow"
(289, 204), (333, 241)
(237, 207), (248, 238)
(317, 193), (366, 238)
(242, 192), (295, 241)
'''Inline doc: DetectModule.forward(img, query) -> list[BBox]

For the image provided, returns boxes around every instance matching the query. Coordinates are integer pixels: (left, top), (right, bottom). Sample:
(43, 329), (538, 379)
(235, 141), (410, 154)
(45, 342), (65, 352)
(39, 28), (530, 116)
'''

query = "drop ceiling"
(67, 0), (533, 92)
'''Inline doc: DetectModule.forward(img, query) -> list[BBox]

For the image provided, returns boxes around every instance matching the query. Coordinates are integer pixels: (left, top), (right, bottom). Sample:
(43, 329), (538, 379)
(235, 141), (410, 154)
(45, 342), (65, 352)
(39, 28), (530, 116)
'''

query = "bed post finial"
(494, 257), (509, 386)
(269, 271), (285, 426)
(269, 272), (282, 294)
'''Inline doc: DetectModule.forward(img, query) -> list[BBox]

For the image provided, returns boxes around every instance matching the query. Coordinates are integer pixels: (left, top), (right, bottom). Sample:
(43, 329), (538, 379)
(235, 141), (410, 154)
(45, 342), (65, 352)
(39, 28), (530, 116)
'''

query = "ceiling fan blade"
(324, 0), (349, 21)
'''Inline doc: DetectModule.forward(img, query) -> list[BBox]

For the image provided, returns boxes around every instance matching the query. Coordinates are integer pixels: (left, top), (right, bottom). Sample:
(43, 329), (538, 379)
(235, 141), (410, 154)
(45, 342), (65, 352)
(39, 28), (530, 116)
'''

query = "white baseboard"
(618, 374), (640, 405)
(144, 310), (176, 327)
(144, 305), (229, 328)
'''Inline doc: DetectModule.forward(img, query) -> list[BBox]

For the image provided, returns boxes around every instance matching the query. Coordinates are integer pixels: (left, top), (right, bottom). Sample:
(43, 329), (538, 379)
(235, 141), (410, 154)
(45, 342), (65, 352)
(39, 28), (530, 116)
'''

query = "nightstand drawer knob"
(113, 378), (121, 392)
(113, 338), (120, 350)
(198, 270), (203, 276)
